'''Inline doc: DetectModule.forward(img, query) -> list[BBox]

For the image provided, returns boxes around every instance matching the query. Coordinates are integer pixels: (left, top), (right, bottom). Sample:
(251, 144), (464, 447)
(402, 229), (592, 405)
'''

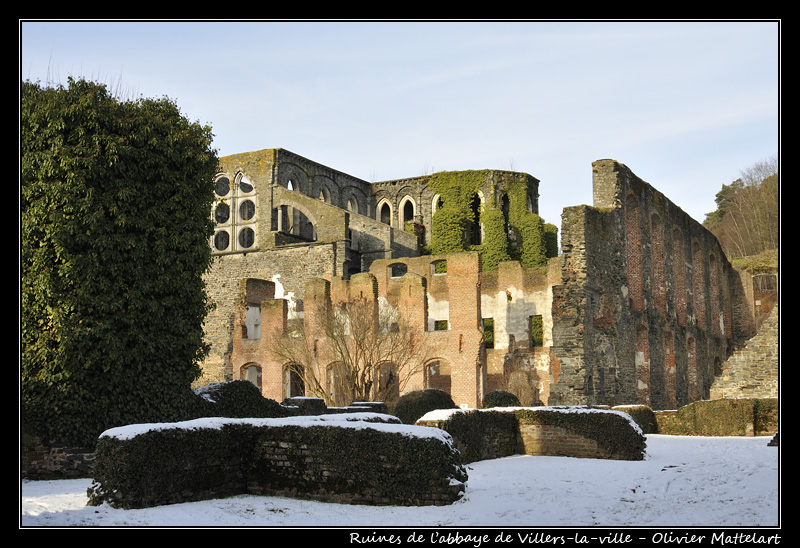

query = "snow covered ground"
(20, 434), (780, 529)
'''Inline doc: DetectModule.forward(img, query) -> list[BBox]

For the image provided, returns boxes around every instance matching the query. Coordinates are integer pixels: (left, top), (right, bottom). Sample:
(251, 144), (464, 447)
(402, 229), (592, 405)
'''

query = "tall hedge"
(21, 78), (219, 447)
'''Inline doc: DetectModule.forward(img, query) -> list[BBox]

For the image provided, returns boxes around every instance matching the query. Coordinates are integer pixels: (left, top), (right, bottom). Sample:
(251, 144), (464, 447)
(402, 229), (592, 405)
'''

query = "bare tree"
(706, 155), (779, 259)
(267, 294), (435, 408)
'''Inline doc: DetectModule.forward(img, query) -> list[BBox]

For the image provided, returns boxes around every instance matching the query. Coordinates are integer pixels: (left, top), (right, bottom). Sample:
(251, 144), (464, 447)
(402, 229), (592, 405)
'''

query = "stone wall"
(241, 252), (488, 409)
(550, 160), (754, 410)
(201, 150), (767, 414)
(418, 407), (646, 463)
(20, 433), (95, 480)
(710, 305), (779, 399)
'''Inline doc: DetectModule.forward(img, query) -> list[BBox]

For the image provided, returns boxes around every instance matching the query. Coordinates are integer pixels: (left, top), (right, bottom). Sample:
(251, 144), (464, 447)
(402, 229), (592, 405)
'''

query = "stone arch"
(692, 241), (706, 328)
(431, 258), (447, 275)
(274, 195), (319, 242)
(313, 175), (338, 205)
(283, 363), (305, 399)
(399, 195), (416, 225)
(277, 162), (309, 194)
(241, 363), (262, 392)
(469, 190), (484, 245)
(432, 193), (443, 214)
(501, 192), (510, 234)
(377, 199), (393, 226)
(318, 186), (331, 203)
(347, 196), (359, 214)
(425, 358), (452, 394)
(389, 262), (408, 278)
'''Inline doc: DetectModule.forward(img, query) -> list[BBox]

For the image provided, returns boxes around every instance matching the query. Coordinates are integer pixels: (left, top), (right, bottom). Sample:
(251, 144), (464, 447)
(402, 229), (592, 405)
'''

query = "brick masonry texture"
(199, 149), (777, 412)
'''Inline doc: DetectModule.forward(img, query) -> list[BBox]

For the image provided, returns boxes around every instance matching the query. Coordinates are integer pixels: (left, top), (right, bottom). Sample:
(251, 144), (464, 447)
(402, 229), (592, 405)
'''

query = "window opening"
(483, 318), (494, 348)
(529, 315), (544, 347)
(380, 202), (391, 225)
(390, 263), (407, 278)
(403, 200), (414, 223)
(470, 193), (482, 245)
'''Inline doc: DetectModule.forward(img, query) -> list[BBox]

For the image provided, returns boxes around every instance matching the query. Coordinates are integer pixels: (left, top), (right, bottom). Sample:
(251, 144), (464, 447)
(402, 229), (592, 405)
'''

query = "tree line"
(703, 155), (779, 260)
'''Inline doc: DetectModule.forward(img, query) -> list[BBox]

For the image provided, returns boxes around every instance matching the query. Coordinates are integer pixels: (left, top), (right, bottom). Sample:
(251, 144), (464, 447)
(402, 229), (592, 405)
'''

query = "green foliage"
(481, 390), (520, 408)
(196, 381), (293, 419)
(529, 315), (544, 347)
(88, 423), (263, 509)
(613, 405), (659, 434)
(478, 207), (512, 270)
(439, 410), (520, 462)
(427, 170), (553, 270)
(21, 78), (219, 447)
(655, 398), (779, 436)
(393, 388), (458, 424)
(89, 418), (467, 509)
(514, 407), (647, 460)
(732, 249), (779, 273)
(430, 407), (646, 462)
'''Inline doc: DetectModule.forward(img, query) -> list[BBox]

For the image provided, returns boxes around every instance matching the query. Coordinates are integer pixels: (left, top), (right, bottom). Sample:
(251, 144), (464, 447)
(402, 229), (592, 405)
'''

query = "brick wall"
(550, 160), (755, 410)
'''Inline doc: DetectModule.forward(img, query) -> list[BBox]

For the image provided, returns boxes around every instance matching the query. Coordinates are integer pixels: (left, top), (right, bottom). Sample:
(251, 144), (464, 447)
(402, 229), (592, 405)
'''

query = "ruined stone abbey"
(198, 148), (777, 411)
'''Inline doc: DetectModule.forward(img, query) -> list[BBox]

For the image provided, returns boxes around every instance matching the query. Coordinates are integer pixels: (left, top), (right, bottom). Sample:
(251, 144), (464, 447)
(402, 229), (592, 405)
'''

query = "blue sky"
(20, 20), (779, 231)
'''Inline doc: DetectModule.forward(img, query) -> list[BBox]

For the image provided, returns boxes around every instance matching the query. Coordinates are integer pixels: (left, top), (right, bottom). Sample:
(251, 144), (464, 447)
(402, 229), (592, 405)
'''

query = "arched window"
(426, 359), (451, 394)
(389, 263), (408, 278)
(241, 364), (262, 392)
(212, 173), (257, 253)
(401, 197), (415, 224)
(283, 363), (305, 399)
(378, 200), (392, 225)
(470, 192), (483, 245)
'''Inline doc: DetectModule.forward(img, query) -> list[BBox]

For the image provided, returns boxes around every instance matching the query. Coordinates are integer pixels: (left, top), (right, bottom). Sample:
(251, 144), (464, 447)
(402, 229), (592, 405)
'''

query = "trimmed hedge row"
(393, 388), (458, 424)
(654, 398), (779, 436)
(87, 415), (467, 509)
(418, 406), (647, 462)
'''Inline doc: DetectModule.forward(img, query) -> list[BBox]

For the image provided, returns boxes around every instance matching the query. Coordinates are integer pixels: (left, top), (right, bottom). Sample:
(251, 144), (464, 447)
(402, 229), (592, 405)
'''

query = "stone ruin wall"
(549, 159), (756, 410)
(200, 150), (772, 413)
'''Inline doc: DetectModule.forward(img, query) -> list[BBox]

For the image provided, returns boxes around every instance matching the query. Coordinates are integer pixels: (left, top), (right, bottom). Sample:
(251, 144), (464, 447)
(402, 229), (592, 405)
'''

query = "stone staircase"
(709, 305), (779, 400)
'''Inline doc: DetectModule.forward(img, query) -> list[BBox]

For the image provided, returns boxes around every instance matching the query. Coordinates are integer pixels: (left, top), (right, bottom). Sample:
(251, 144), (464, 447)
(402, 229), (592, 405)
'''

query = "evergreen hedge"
(393, 388), (458, 424)
(21, 78), (219, 447)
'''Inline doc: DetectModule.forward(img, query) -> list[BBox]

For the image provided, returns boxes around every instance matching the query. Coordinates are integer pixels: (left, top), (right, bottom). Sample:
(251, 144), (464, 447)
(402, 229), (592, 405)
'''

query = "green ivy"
(21, 78), (219, 447)
(427, 170), (554, 270)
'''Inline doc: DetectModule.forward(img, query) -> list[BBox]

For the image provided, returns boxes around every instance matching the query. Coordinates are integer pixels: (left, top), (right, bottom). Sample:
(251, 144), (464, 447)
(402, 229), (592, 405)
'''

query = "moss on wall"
(427, 170), (552, 271)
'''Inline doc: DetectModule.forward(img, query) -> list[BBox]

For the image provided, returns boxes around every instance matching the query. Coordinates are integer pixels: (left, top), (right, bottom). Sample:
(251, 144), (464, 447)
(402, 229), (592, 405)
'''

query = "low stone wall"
(20, 433), (95, 480)
(88, 414), (467, 509)
(518, 423), (608, 459)
(418, 407), (647, 462)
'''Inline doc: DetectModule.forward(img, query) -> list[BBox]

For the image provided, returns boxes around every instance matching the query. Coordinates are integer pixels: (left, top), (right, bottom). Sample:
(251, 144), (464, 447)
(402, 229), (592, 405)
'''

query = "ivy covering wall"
(426, 170), (555, 270)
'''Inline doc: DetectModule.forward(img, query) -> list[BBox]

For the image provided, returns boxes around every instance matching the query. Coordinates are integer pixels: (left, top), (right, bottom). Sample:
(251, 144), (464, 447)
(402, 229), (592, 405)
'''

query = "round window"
(239, 177), (253, 194)
(239, 199), (255, 221)
(215, 177), (230, 197)
(214, 202), (230, 224)
(238, 227), (255, 248)
(213, 231), (230, 251)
